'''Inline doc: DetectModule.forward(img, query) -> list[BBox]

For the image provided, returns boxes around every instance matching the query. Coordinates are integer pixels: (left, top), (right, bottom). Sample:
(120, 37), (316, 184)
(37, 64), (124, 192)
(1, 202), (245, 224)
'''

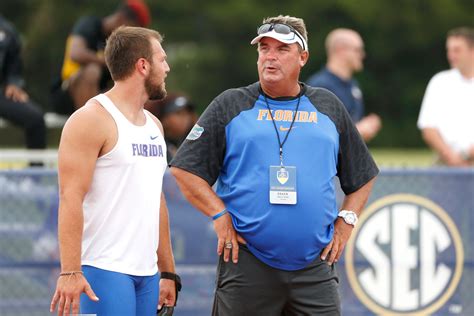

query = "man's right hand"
(443, 151), (469, 167)
(213, 213), (245, 264)
(5, 84), (29, 103)
(50, 273), (99, 315)
(356, 113), (382, 142)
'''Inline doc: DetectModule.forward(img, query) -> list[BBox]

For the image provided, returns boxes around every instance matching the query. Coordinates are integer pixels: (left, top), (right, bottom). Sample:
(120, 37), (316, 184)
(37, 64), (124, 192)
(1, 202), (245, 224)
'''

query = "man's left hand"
(5, 84), (29, 103)
(158, 278), (176, 309)
(320, 218), (354, 265)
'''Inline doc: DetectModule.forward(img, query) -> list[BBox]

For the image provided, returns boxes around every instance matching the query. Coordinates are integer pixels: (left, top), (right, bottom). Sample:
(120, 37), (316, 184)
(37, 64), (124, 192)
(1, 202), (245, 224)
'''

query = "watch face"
(346, 213), (356, 224)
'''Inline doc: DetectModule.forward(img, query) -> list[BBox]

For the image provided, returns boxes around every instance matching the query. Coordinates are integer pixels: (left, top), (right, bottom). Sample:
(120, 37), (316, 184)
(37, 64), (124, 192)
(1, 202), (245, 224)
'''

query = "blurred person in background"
(307, 28), (381, 142)
(171, 15), (377, 315)
(417, 27), (474, 166)
(0, 14), (46, 155)
(50, 0), (151, 115)
(145, 93), (198, 162)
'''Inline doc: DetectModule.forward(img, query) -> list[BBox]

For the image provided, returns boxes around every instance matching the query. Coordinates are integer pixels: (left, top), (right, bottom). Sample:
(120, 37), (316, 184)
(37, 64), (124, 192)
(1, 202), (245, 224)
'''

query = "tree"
(1, 0), (472, 147)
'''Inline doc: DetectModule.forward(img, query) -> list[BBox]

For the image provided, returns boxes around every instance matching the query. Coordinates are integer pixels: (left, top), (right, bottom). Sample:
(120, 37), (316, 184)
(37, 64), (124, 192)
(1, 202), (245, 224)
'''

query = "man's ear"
(137, 58), (148, 75)
(300, 50), (309, 67)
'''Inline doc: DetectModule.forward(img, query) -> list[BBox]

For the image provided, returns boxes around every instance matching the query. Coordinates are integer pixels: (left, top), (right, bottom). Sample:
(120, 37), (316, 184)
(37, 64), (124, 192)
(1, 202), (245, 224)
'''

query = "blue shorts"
(80, 265), (159, 315)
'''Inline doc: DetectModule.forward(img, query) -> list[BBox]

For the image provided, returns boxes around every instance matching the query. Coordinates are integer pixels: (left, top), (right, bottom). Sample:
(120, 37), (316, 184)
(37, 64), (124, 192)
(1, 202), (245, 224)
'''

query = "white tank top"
(81, 94), (167, 276)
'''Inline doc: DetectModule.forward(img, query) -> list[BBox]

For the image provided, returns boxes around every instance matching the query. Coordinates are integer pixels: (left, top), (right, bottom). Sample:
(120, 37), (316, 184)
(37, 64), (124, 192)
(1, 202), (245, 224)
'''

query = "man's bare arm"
(170, 167), (244, 263)
(422, 128), (468, 166)
(321, 176), (376, 264)
(51, 102), (110, 315)
(69, 35), (105, 65)
(356, 113), (381, 142)
(157, 192), (177, 307)
(157, 193), (175, 273)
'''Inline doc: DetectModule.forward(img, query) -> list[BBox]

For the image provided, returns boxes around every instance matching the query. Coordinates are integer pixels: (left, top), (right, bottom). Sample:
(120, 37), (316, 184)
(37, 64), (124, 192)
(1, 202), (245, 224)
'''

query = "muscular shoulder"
(61, 99), (113, 145)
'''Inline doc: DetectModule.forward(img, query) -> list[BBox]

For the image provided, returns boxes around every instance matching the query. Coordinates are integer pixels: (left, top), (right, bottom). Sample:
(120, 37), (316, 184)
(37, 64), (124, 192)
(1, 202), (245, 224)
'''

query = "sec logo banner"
(345, 194), (464, 315)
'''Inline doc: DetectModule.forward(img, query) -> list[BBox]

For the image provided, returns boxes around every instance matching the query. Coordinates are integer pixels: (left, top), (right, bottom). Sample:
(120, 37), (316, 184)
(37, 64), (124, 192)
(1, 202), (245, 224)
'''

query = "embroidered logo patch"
(186, 124), (204, 140)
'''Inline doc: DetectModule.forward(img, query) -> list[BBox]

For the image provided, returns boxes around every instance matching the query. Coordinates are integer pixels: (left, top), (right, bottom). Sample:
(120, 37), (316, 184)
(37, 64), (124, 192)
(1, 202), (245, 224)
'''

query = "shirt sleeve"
(334, 94), (379, 194)
(170, 97), (226, 186)
(71, 16), (99, 48)
(4, 27), (24, 88)
(417, 75), (442, 129)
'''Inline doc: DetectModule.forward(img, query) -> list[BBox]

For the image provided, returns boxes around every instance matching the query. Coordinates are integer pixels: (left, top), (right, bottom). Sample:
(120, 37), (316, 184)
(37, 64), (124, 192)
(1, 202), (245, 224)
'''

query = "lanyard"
(263, 90), (301, 166)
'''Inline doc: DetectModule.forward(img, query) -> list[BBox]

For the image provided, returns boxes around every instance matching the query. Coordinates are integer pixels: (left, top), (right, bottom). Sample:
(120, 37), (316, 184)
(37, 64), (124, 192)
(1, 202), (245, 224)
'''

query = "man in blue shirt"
(307, 28), (381, 142)
(171, 16), (378, 315)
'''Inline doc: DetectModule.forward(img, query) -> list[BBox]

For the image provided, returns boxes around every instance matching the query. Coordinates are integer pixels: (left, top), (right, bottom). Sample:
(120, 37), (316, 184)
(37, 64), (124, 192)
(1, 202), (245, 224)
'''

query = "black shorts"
(212, 244), (341, 315)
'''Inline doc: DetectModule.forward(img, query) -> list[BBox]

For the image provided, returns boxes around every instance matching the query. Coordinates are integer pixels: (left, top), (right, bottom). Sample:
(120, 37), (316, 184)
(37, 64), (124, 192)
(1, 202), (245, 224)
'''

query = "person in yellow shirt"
(51, 0), (151, 115)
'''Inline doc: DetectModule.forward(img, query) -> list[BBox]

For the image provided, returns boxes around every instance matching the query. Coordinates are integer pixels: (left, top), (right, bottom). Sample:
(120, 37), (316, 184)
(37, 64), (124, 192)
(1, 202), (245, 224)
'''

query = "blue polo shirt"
(307, 67), (365, 122)
(171, 82), (378, 270)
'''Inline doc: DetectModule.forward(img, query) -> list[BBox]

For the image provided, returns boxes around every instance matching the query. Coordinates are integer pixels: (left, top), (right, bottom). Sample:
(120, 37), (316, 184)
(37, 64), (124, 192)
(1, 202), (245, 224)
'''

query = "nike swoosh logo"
(150, 135), (159, 140)
(279, 126), (298, 132)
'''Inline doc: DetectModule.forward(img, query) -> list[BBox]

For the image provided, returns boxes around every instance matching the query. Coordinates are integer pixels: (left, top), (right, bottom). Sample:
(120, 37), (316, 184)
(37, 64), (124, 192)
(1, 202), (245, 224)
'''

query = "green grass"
(0, 124), (437, 168)
(370, 148), (435, 168)
(1, 148), (436, 170)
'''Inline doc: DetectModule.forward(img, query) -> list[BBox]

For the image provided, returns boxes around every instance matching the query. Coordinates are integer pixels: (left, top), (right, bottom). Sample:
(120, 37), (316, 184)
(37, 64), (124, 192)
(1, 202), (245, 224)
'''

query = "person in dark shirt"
(51, 0), (151, 115)
(0, 14), (46, 153)
(307, 28), (381, 142)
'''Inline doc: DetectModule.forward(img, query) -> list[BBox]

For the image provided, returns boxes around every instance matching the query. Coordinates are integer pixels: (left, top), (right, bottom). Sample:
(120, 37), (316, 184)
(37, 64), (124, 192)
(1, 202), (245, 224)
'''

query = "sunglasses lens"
(257, 23), (293, 35)
(255, 23), (305, 50)
(273, 24), (292, 34)
(257, 23), (272, 34)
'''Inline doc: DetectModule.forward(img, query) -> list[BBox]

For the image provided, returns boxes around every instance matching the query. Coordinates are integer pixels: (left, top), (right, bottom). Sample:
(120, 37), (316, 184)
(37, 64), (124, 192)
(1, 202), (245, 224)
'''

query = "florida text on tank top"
(82, 94), (167, 276)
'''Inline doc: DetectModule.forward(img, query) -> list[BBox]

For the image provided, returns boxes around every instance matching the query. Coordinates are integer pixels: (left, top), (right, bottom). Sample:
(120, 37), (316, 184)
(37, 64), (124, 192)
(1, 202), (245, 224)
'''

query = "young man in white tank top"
(50, 26), (179, 315)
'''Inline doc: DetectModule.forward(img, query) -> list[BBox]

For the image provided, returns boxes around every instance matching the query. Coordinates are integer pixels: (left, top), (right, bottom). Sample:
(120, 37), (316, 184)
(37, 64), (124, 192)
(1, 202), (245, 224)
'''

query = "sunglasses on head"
(257, 23), (306, 51)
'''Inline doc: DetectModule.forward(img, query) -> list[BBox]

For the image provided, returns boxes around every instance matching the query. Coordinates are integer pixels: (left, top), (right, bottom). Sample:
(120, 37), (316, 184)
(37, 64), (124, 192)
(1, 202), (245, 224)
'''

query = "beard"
(145, 70), (167, 101)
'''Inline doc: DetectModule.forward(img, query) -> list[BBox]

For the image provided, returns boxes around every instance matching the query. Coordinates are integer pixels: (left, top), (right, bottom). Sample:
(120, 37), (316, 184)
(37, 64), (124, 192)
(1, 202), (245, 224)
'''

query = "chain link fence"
(0, 170), (59, 316)
(0, 168), (473, 315)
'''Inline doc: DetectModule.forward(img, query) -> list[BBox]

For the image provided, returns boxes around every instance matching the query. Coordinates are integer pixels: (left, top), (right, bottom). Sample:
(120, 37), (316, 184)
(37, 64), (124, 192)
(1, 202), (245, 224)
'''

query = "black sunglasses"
(257, 23), (306, 51)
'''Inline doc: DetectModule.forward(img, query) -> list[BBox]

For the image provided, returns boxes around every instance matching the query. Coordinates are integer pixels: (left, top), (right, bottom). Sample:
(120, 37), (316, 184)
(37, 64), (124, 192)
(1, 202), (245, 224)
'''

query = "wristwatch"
(338, 210), (358, 226)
